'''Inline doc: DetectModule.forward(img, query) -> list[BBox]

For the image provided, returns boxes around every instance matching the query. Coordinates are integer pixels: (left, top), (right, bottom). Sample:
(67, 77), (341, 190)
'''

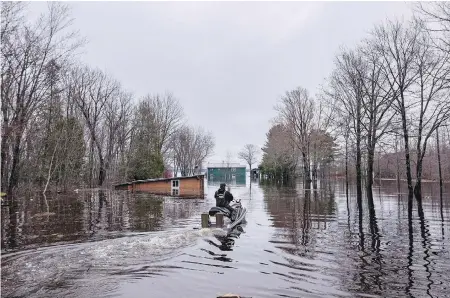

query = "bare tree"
(238, 144), (259, 175)
(0, 2), (24, 42)
(436, 126), (443, 202)
(1, 2), (83, 193)
(327, 49), (365, 200)
(415, 2), (450, 52)
(172, 125), (214, 177)
(225, 150), (233, 166)
(276, 87), (315, 185)
(140, 92), (184, 156)
(72, 67), (121, 186)
(371, 19), (421, 199)
(358, 41), (397, 197)
(103, 90), (133, 183)
(410, 28), (450, 199)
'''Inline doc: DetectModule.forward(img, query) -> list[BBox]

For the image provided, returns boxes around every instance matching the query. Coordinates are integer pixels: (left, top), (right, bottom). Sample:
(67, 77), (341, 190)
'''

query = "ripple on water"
(1, 228), (216, 297)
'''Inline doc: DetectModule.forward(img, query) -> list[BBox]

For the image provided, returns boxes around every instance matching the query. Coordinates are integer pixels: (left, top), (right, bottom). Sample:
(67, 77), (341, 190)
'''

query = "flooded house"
(114, 174), (205, 198)
(206, 162), (246, 185)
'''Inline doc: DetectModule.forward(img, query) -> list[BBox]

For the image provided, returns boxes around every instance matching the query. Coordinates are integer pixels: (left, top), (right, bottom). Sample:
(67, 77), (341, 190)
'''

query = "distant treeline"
(260, 2), (450, 201)
(1, 2), (214, 194)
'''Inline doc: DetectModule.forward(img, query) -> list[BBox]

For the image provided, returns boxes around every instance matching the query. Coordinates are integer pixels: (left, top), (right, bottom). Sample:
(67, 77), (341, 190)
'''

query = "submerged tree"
(260, 124), (298, 181)
(371, 19), (450, 200)
(275, 87), (315, 184)
(238, 144), (259, 175)
(310, 129), (338, 181)
(72, 67), (121, 186)
(410, 27), (450, 200)
(370, 20), (421, 199)
(327, 49), (366, 200)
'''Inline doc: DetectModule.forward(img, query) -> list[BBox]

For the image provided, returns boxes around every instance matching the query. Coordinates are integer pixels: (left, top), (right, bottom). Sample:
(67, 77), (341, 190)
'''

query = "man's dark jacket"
(214, 188), (233, 207)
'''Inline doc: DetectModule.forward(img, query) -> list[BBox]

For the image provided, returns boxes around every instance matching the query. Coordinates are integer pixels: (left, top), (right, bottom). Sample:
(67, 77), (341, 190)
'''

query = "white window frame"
(171, 179), (180, 195)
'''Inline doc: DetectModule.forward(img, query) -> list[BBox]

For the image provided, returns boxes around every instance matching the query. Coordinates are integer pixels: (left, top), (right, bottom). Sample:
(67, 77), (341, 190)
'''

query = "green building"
(207, 162), (246, 185)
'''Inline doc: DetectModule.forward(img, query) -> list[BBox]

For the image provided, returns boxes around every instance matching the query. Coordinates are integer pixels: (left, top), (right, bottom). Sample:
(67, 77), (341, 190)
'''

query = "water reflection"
(262, 180), (450, 297)
(1, 190), (198, 252)
(206, 224), (246, 252)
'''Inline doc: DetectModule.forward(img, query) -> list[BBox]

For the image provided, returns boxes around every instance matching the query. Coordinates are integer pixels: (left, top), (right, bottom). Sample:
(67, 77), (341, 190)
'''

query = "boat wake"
(1, 228), (216, 297)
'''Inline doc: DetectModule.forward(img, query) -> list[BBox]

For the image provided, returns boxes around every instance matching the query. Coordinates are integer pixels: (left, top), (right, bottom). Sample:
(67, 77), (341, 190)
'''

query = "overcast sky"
(30, 1), (413, 166)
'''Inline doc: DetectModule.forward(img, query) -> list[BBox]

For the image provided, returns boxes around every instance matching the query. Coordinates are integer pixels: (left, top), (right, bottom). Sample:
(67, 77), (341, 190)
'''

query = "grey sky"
(31, 1), (413, 166)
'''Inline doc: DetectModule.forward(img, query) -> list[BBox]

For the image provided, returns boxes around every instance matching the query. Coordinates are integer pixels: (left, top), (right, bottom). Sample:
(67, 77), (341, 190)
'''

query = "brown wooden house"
(114, 174), (205, 198)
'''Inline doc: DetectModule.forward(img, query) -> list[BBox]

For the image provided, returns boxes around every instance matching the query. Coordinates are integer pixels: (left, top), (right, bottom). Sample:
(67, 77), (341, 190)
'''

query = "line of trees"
(260, 3), (449, 201)
(260, 88), (337, 186)
(1, 2), (215, 194)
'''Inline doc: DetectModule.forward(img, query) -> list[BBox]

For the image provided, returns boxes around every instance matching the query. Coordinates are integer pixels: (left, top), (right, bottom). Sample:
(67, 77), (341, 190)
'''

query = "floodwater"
(1, 179), (450, 298)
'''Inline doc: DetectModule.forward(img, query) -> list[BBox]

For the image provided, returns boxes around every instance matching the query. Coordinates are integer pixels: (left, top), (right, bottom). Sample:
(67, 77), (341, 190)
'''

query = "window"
(171, 180), (180, 196)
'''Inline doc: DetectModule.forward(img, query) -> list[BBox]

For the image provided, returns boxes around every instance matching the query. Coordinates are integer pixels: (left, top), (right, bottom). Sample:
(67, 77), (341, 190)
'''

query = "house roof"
(207, 162), (246, 168)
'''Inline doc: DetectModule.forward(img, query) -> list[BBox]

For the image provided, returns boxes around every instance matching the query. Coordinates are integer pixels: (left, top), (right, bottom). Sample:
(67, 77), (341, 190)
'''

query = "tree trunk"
(312, 142), (318, 182)
(43, 140), (59, 194)
(345, 131), (349, 199)
(414, 97), (425, 201)
(8, 131), (23, 193)
(95, 137), (106, 186)
(399, 96), (414, 199)
(366, 147), (375, 197)
(302, 151), (311, 184)
(414, 160), (423, 201)
(98, 157), (105, 186)
(436, 127), (443, 203)
(1, 100), (10, 191)
(395, 135), (401, 192)
(1, 129), (9, 192)
(366, 103), (375, 197)
(356, 100), (363, 202)
(89, 138), (94, 187)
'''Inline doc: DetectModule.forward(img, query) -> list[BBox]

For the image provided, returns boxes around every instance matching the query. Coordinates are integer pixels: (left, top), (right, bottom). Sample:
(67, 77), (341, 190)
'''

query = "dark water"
(1, 179), (450, 298)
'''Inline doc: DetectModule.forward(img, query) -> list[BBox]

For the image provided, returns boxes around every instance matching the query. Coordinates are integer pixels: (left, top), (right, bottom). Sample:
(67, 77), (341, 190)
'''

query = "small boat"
(208, 198), (247, 230)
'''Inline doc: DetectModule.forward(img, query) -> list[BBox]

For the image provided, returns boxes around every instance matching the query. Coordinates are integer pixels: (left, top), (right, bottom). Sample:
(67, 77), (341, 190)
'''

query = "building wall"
(124, 176), (205, 197)
(207, 167), (246, 184)
(133, 180), (171, 193)
(178, 177), (204, 197)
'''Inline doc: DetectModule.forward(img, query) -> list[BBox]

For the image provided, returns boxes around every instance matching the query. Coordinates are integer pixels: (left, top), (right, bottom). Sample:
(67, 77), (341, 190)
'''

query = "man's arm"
(226, 191), (234, 202)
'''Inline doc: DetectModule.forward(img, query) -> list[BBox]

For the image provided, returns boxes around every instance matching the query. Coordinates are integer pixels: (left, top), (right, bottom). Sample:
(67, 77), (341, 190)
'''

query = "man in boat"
(214, 183), (234, 215)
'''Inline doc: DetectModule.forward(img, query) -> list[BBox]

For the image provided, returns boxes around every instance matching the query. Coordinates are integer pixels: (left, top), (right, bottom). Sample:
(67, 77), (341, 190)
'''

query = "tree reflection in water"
(0, 190), (197, 252)
(261, 179), (449, 297)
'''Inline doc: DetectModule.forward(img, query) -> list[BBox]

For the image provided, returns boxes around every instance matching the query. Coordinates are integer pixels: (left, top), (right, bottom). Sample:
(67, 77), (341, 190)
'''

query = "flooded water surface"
(1, 179), (450, 298)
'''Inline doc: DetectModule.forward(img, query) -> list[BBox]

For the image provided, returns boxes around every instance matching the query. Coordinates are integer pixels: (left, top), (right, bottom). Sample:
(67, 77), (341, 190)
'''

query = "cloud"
(152, 1), (325, 46)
